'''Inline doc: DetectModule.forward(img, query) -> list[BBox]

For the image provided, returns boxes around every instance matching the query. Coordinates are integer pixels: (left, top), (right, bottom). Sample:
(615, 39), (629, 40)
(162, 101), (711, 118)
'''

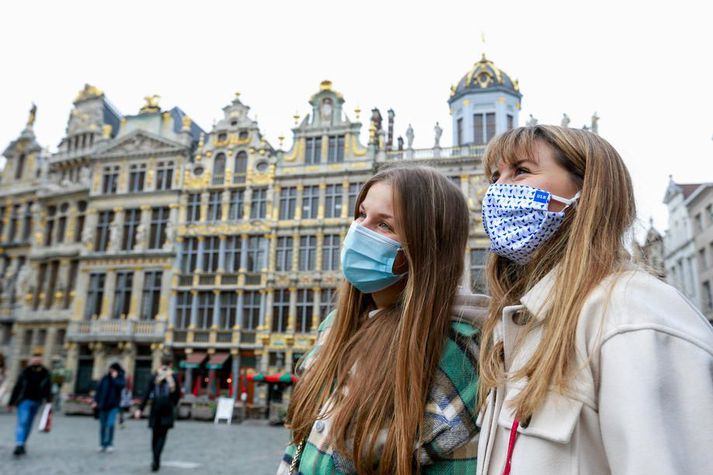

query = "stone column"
(43, 326), (58, 367)
(217, 235), (227, 273)
(287, 287), (297, 332)
(199, 192), (209, 223)
(317, 183), (326, 219)
(151, 343), (163, 372)
(231, 351), (240, 400)
(294, 184), (304, 220)
(128, 269), (144, 319)
(92, 343), (106, 380)
(264, 289), (274, 333)
(311, 287), (321, 332)
(101, 270), (116, 319)
(341, 179), (350, 219)
(138, 205), (152, 251)
(189, 290), (199, 327)
(62, 343), (79, 395)
(54, 259), (70, 310)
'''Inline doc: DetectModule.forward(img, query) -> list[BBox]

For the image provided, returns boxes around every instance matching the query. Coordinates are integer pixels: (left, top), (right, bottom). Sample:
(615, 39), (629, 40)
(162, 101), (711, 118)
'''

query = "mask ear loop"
(551, 190), (581, 209)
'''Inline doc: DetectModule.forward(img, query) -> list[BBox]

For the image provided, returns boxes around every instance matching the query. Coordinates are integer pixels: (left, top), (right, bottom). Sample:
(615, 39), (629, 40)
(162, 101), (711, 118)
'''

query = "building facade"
(1, 54), (521, 406)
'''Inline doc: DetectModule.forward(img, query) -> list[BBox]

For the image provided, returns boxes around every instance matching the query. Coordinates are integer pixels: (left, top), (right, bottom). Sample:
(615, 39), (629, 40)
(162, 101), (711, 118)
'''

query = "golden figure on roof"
(140, 94), (161, 113)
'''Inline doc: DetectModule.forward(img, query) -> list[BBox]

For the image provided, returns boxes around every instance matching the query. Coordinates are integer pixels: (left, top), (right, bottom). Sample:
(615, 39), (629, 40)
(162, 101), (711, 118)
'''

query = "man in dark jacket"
(92, 362), (125, 452)
(135, 354), (180, 472)
(9, 355), (52, 456)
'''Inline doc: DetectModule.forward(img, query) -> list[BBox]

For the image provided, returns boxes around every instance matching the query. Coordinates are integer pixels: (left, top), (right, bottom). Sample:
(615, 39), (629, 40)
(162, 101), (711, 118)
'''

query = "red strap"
(502, 418), (520, 475)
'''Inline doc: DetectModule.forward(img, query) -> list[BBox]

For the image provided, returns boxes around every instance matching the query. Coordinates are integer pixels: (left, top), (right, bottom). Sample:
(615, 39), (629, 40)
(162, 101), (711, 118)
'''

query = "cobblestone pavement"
(0, 412), (289, 475)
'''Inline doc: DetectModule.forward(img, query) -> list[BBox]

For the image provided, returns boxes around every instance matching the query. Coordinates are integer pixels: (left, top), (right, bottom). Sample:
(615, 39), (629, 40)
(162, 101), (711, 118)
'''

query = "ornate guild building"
(1, 54), (525, 408)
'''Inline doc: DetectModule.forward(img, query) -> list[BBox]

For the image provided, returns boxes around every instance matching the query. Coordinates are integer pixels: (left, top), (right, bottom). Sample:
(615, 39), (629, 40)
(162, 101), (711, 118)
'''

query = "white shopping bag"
(37, 403), (52, 433)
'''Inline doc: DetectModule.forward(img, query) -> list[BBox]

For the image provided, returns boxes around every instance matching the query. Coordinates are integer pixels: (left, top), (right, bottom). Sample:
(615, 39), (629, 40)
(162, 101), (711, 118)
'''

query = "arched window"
(233, 151), (247, 184)
(212, 153), (226, 185)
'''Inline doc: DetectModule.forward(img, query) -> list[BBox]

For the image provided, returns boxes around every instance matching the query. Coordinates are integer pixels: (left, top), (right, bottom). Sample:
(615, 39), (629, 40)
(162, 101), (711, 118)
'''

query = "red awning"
(206, 352), (230, 369)
(180, 352), (207, 369)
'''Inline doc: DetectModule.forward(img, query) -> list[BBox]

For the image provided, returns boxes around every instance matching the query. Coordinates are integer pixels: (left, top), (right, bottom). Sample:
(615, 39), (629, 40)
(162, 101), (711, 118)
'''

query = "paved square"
(1, 413), (289, 475)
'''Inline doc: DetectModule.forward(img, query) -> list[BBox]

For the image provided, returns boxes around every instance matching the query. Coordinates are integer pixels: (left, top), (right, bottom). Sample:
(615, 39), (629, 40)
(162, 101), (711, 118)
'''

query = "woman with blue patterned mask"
(278, 166), (488, 475)
(475, 125), (713, 475)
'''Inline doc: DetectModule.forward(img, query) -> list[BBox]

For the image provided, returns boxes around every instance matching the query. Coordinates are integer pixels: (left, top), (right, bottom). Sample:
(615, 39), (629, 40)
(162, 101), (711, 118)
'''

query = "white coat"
(476, 266), (713, 475)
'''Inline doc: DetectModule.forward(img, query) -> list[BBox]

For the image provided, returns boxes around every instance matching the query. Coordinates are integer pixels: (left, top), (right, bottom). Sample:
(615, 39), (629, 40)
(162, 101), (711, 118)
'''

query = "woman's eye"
(514, 167), (529, 176)
(378, 222), (393, 232)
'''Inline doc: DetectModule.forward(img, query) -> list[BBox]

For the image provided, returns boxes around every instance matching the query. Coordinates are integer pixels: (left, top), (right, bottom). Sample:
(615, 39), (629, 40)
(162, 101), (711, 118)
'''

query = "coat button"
(315, 421), (325, 433)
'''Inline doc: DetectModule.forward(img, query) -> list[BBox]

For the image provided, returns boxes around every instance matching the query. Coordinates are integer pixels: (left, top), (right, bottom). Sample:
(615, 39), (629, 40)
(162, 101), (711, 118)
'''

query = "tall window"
(327, 135), (345, 163)
(186, 193), (201, 223)
(474, 112), (496, 145)
(219, 292), (237, 328)
(228, 190), (244, 221)
(22, 202), (33, 241)
(34, 263), (47, 310)
(95, 210), (114, 252)
(246, 236), (266, 272)
(299, 235), (317, 271)
(272, 289), (290, 333)
(75, 201), (87, 243)
(202, 236), (220, 272)
(197, 291), (215, 328)
(180, 237), (199, 273)
(102, 165), (119, 194)
(15, 154), (25, 180)
(44, 261), (60, 309)
(44, 205), (56, 246)
(507, 114), (514, 130)
(7, 205), (20, 242)
(112, 271), (134, 319)
(320, 288), (336, 321)
(457, 118), (463, 146)
(207, 191), (223, 223)
(55, 203), (68, 243)
(122, 208), (141, 250)
(156, 161), (174, 191)
(0, 205), (5, 239)
(212, 153), (226, 185)
(322, 234), (340, 271)
(224, 235), (242, 273)
(242, 291), (261, 330)
(250, 188), (267, 219)
(140, 271), (163, 320)
(279, 187), (297, 220)
(302, 185), (319, 219)
(84, 273), (106, 319)
(64, 260), (79, 309)
(304, 137), (322, 165)
(233, 151), (248, 184)
(276, 236), (293, 272)
(348, 183), (362, 217)
(176, 291), (193, 328)
(296, 289), (313, 333)
(324, 184), (343, 218)
(470, 249), (487, 293)
(129, 163), (146, 192)
(149, 207), (169, 249)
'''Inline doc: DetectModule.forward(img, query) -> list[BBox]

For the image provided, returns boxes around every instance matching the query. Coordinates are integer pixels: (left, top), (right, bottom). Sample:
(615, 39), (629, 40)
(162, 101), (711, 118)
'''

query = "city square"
(1, 412), (289, 474)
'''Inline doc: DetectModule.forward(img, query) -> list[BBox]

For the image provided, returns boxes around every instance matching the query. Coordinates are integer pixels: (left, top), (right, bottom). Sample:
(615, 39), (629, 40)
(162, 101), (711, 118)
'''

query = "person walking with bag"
(135, 354), (180, 472)
(92, 362), (125, 453)
(474, 125), (713, 474)
(8, 354), (51, 456)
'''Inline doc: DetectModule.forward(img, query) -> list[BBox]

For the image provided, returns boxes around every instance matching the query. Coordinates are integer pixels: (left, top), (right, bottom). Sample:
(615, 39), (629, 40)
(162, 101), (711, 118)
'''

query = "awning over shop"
(206, 352), (230, 369)
(180, 352), (207, 369)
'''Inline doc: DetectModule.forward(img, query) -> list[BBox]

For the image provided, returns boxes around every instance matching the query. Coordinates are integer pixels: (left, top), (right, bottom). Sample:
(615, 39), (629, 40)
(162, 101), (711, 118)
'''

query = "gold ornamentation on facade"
(140, 95), (161, 114)
(102, 124), (112, 139)
(74, 84), (104, 103)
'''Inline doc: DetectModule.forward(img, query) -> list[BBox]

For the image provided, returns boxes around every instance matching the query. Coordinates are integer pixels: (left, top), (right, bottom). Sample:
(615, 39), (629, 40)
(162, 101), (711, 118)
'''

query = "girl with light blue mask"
(280, 166), (488, 475)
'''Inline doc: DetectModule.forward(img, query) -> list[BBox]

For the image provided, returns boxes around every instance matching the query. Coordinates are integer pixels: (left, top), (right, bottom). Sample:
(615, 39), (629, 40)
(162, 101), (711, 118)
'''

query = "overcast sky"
(1, 0), (711, 241)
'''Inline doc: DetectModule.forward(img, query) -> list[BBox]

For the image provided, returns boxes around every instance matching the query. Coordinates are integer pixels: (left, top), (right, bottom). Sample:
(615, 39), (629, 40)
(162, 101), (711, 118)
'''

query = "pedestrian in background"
(8, 354), (52, 456)
(475, 125), (713, 474)
(92, 362), (125, 453)
(118, 377), (132, 428)
(135, 354), (180, 472)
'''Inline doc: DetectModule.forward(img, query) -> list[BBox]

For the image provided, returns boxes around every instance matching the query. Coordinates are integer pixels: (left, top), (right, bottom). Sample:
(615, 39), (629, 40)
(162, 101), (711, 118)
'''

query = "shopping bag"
(37, 403), (52, 433)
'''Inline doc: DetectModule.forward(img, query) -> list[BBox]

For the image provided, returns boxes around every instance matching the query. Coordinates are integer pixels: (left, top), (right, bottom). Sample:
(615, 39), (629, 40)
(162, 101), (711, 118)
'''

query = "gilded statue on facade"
(26, 103), (37, 128)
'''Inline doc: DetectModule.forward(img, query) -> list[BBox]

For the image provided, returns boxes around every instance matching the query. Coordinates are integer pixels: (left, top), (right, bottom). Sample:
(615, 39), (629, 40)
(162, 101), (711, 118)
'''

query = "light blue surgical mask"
(341, 221), (407, 294)
(482, 183), (580, 264)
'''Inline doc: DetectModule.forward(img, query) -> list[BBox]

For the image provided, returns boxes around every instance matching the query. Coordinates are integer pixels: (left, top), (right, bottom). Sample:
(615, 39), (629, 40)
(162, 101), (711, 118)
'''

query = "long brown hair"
(287, 166), (470, 474)
(477, 125), (636, 422)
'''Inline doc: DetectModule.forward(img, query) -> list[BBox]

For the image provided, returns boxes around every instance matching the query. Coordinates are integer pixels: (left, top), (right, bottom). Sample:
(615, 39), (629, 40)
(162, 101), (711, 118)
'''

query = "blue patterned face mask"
(341, 221), (407, 293)
(482, 183), (580, 264)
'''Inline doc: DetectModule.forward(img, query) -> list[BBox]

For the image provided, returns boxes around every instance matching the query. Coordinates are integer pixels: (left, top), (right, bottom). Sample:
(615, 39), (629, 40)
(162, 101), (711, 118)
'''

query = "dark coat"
(94, 371), (126, 411)
(139, 370), (180, 429)
(10, 365), (51, 406)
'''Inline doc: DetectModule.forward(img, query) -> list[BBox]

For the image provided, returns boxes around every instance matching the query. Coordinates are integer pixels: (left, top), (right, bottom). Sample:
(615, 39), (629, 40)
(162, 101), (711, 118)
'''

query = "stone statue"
(80, 166), (91, 186)
(26, 103), (37, 128)
(591, 112), (599, 134)
(82, 224), (94, 249)
(561, 113), (570, 128)
(163, 220), (176, 250)
(15, 265), (32, 301)
(434, 122), (443, 148)
(406, 124), (414, 149)
(108, 219), (121, 251)
(134, 223), (146, 250)
(39, 157), (50, 181)
(526, 114), (538, 127)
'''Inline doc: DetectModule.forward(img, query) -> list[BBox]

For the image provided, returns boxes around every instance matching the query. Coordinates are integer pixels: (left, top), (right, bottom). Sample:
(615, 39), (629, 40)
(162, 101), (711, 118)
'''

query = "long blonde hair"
(477, 125), (636, 422)
(287, 166), (470, 474)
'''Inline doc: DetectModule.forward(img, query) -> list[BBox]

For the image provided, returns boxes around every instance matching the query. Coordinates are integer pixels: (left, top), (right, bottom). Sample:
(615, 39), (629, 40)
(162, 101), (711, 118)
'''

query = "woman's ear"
(392, 249), (408, 274)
